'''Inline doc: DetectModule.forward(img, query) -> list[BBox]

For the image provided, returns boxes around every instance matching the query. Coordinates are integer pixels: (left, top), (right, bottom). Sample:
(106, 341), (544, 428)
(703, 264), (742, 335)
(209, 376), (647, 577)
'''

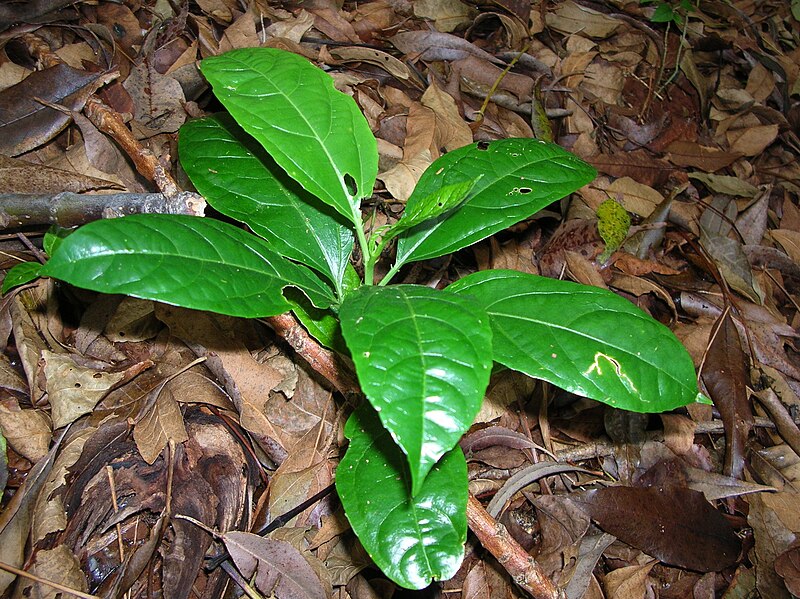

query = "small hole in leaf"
(74, 383), (81, 388)
(519, 187), (532, 194)
(437, 202), (443, 207)
(344, 173), (357, 196)
(477, 141), (490, 150)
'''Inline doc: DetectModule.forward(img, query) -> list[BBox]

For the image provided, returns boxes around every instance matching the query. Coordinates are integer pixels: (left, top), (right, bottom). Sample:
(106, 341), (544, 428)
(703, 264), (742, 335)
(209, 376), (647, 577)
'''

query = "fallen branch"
(466, 494), (561, 599)
(0, 192), (205, 230)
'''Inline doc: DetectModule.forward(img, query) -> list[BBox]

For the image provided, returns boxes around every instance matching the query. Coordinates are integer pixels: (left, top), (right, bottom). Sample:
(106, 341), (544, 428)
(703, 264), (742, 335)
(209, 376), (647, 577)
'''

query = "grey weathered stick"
(0, 192), (205, 229)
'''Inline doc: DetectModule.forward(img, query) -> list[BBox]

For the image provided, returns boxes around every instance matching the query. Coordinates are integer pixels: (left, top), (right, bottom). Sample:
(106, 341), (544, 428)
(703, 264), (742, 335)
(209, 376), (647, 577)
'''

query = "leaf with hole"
(179, 114), (354, 293)
(40, 214), (335, 317)
(336, 402), (468, 590)
(449, 270), (707, 412)
(199, 48), (378, 226)
(394, 139), (596, 268)
(339, 284), (492, 494)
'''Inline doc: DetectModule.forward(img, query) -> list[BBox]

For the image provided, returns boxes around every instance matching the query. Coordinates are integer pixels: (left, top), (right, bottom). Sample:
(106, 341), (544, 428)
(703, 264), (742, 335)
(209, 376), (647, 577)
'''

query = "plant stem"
(352, 206), (373, 285)
(380, 259), (404, 286)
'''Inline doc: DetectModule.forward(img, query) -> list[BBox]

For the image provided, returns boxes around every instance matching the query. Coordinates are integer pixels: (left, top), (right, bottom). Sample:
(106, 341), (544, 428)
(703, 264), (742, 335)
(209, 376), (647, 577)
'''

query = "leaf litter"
(0, 1), (799, 598)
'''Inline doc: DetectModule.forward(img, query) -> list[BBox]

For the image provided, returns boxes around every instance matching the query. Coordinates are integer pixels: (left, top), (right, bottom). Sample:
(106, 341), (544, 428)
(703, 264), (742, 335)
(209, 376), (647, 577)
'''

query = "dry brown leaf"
(606, 176), (663, 217)
(0, 151), (120, 194)
(748, 444), (800, 598)
(123, 62), (187, 137)
(421, 81), (473, 151)
(0, 354), (28, 394)
(329, 47), (412, 82)
(103, 298), (160, 343)
(413, 0), (473, 32)
(391, 30), (504, 65)
(195, 0), (235, 23)
(19, 544), (89, 599)
(727, 123), (779, 156)
(689, 172), (760, 197)
(582, 60), (624, 105)
(564, 250), (606, 288)
(666, 140), (742, 171)
(263, 8), (315, 43)
(770, 229), (800, 262)
(603, 561), (656, 599)
(545, 0), (620, 39)
(462, 559), (521, 598)
(0, 62), (113, 156)
(224, 532), (327, 599)
(9, 289), (53, 405)
(0, 399), (50, 462)
(31, 426), (96, 544)
(43, 351), (127, 428)
(133, 385), (189, 464)
(219, 8), (260, 52)
(660, 413), (696, 456)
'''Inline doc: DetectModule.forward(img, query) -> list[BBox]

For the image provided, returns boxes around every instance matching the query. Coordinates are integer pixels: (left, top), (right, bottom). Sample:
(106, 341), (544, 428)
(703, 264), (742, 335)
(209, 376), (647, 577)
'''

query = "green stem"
(353, 206), (373, 285)
(380, 259), (404, 286)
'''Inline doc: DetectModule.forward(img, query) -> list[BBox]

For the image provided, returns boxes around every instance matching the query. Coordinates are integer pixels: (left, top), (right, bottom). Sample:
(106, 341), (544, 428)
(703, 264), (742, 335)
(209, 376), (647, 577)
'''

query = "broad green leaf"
(44, 225), (70, 256)
(199, 48), (378, 225)
(287, 290), (347, 353)
(388, 176), (481, 237)
(337, 403), (467, 589)
(40, 214), (335, 318)
(179, 114), (354, 294)
(395, 139), (596, 267)
(339, 285), (492, 494)
(449, 270), (708, 412)
(2, 262), (42, 293)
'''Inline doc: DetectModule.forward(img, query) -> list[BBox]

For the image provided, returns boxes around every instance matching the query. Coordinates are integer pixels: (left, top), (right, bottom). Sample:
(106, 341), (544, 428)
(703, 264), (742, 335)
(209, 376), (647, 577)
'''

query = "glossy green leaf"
(2, 262), (42, 293)
(395, 138), (596, 267)
(388, 176), (481, 236)
(337, 402), (467, 589)
(44, 225), (70, 256)
(179, 114), (354, 294)
(199, 48), (378, 225)
(287, 291), (347, 353)
(40, 214), (335, 317)
(448, 270), (708, 412)
(339, 285), (492, 494)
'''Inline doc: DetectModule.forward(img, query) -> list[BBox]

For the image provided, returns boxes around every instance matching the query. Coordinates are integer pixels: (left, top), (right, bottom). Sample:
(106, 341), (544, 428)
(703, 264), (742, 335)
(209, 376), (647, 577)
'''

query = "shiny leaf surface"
(339, 284), (492, 494)
(449, 270), (707, 412)
(395, 139), (596, 267)
(337, 403), (468, 589)
(199, 48), (378, 225)
(179, 114), (354, 293)
(41, 214), (335, 317)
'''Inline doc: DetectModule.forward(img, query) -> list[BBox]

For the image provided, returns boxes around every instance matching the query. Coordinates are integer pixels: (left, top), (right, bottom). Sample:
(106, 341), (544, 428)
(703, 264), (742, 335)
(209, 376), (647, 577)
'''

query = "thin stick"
(466, 494), (560, 599)
(0, 561), (100, 599)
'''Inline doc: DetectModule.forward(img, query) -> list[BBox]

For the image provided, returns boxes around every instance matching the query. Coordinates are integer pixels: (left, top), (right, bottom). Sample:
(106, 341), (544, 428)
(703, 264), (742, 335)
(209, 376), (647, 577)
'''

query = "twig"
(0, 560), (99, 599)
(466, 494), (560, 599)
(264, 312), (360, 395)
(0, 192), (205, 230)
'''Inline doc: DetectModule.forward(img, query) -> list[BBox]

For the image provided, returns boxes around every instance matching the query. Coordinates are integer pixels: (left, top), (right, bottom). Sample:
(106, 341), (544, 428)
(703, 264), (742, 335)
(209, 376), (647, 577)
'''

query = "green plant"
(4, 48), (709, 589)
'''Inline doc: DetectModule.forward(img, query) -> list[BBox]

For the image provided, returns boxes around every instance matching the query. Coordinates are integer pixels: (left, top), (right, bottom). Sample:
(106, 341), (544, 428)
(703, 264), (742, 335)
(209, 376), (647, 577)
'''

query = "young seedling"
(4, 48), (709, 589)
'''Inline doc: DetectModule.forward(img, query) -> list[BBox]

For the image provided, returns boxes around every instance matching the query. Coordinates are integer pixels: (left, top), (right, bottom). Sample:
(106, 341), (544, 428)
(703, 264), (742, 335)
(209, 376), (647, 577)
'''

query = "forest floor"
(0, 1), (799, 598)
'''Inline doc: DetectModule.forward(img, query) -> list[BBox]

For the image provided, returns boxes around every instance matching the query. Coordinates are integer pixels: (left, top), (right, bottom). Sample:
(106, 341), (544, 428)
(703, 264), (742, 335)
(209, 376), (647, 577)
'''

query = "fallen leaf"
(223, 532), (328, 599)
(545, 0), (621, 39)
(572, 485), (741, 572)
